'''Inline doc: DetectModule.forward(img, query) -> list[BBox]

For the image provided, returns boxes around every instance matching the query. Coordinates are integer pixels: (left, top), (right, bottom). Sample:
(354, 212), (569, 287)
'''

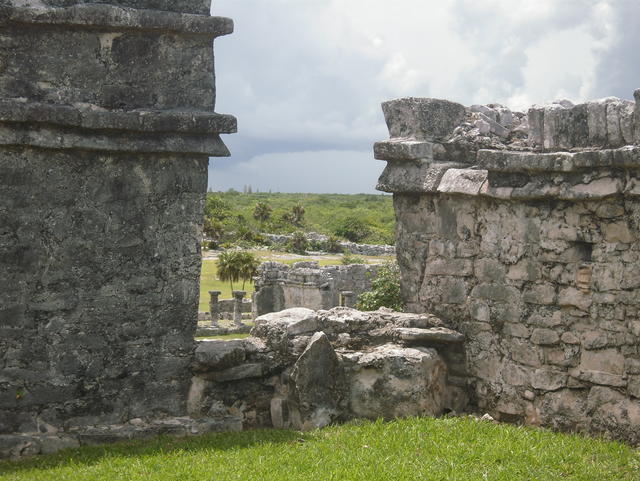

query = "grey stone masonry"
(375, 91), (640, 443)
(252, 261), (380, 318)
(0, 0), (235, 454)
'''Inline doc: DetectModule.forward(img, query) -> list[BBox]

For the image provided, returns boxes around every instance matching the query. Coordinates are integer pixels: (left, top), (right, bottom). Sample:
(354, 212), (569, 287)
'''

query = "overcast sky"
(209, 0), (639, 194)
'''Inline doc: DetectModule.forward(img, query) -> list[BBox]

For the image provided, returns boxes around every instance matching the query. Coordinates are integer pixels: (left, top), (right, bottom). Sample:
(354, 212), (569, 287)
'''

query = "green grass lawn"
(198, 250), (393, 311)
(1, 417), (637, 480)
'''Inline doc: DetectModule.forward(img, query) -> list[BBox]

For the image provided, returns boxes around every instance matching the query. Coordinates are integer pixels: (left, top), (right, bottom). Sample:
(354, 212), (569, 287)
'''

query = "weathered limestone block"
(381, 97), (466, 141)
(587, 386), (640, 444)
(437, 168), (488, 196)
(288, 332), (346, 430)
(193, 339), (247, 371)
(377, 161), (461, 193)
(345, 344), (447, 419)
(527, 97), (635, 150)
(393, 327), (464, 343)
(373, 139), (434, 161)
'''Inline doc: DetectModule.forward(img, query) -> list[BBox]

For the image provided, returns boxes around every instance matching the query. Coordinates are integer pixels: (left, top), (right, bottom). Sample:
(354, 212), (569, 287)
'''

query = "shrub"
(291, 203), (305, 226)
(308, 240), (324, 252)
(287, 231), (309, 254)
(356, 262), (403, 311)
(334, 216), (372, 243)
(341, 252), (365, 265)
(325, 235), (343, 253)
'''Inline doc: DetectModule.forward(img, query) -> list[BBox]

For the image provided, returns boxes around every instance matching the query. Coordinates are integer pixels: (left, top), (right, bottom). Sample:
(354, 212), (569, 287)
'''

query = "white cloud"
(210, 0), (636, 192)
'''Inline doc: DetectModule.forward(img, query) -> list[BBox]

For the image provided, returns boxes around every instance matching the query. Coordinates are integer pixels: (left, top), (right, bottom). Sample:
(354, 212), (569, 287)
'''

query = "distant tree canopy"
(202, 192), (394, 249)
(333, 216), (372, 243)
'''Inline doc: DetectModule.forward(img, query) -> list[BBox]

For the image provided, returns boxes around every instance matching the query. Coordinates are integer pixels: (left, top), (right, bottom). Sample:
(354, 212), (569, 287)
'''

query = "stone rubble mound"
(190, 307), (466, 431)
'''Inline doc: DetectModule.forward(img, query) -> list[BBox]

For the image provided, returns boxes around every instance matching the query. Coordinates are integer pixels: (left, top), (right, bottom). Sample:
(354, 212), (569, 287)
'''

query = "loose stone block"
(373, 140), (434, 161)
(348, 344), (447, 419)
(289, 332), (345, 430)
(381, 97), (466, 141)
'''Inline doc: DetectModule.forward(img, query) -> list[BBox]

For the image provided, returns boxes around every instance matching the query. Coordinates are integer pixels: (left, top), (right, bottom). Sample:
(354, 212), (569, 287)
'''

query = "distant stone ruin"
(262, 232), (396, 257)
(376, 92), (640, 442)
(252, 261), (379, 318)
(0, 0), (235, 458)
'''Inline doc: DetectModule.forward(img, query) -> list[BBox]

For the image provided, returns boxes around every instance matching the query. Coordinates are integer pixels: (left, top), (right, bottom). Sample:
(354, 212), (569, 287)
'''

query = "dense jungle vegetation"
(203, 191), (396, 248)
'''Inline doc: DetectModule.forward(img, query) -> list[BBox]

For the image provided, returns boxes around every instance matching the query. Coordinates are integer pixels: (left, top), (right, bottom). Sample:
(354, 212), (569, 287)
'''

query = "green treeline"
(204, 191), (395, 248)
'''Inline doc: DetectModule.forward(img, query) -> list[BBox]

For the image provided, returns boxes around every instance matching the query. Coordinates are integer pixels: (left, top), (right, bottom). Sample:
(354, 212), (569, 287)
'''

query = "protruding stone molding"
(0, 4), (234, 37)
(0, 122), (231, 156)
(478, 146), (640, 173)
(0, 99), (237, 135)
(376, 146), (640, 199)
(0, 99), (237, 155)
(373, 139), (435, 161)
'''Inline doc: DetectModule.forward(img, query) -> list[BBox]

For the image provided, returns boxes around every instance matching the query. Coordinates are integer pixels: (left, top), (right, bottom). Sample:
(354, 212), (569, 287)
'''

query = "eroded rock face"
(345, 344), (447, 419)
(190, 307), (463, 431)
(288, 332), (345, 430)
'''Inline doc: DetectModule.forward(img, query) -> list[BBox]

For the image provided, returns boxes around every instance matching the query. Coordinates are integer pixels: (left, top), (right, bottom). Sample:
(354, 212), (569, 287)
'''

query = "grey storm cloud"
(210, 0), (639, 193)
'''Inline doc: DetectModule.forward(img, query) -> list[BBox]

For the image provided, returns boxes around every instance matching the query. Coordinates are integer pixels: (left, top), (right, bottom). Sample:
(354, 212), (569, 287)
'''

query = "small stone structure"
(252, 261), (379, 318)
(189, 307), (466, 430)
(0, 0), (235, 457)
(376, 92), (640, 443)
(198, 295), (252, 323)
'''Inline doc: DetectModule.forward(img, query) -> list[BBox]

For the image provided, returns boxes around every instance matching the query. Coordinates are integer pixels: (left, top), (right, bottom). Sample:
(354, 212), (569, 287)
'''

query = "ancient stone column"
(232, 290), (246, 326)
(0, 0), (235, 445)
(340, 291), (355, 308)
(208, 290), (222, 327)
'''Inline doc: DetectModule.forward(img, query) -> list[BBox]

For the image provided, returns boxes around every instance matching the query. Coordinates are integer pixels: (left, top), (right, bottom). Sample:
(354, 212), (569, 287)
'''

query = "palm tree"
(291, 203), (305, 226)
(237, 251), (261, 289)
(253, 202), (272, 223)
(216, 250), (241, 291)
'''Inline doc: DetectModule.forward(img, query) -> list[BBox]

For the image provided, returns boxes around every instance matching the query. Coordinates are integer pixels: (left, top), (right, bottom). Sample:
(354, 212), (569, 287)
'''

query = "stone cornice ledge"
(377, 146), (640, 200)
(0, 4), (234, 37)
(0, 122), (231, 156)
(0, 99), (237, 135)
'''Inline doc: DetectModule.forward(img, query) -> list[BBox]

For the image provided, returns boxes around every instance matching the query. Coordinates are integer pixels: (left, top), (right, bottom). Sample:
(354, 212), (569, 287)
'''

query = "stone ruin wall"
(376, 92), (640, 442)
(190, 307), (468, 432)
(0, 0), (235, 444)
(252, 261), (380, 318)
